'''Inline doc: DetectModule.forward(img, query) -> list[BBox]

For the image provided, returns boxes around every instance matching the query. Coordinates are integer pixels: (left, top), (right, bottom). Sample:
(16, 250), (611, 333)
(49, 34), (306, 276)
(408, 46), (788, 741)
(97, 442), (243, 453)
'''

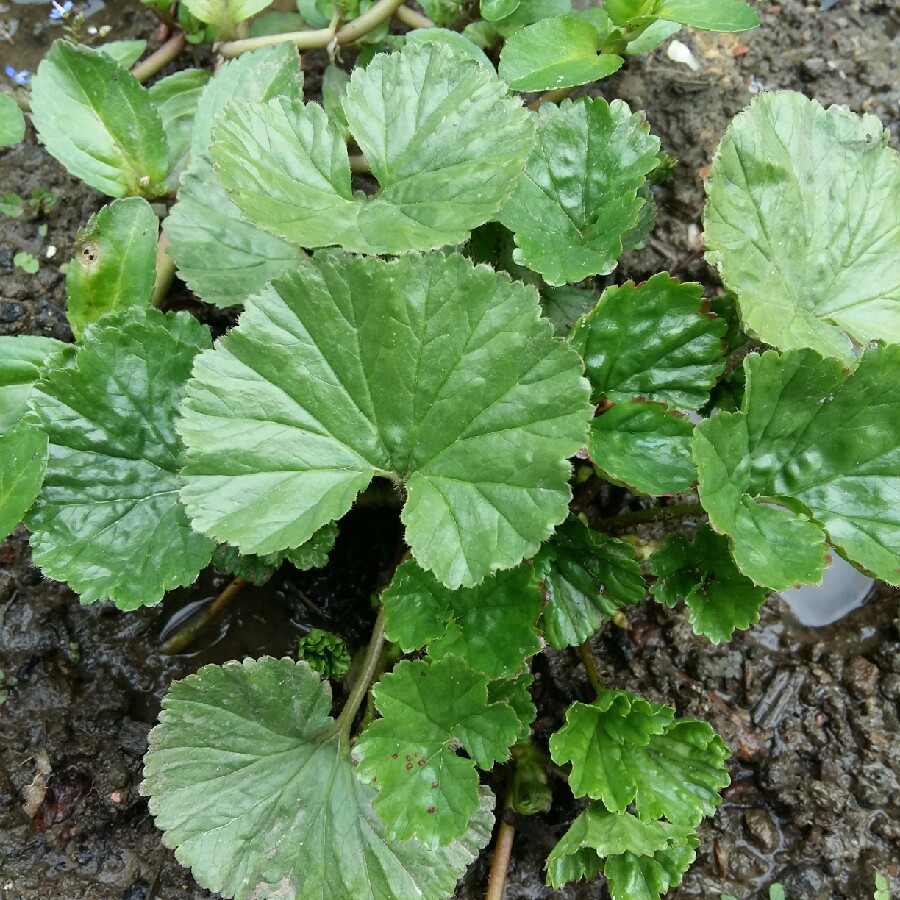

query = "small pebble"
(844, 656), (878, 699)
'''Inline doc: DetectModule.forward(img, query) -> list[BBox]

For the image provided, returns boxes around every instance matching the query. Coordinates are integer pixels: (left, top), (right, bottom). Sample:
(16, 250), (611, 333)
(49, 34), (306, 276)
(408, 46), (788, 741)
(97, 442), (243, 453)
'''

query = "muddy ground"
(1, 1), (898, 898)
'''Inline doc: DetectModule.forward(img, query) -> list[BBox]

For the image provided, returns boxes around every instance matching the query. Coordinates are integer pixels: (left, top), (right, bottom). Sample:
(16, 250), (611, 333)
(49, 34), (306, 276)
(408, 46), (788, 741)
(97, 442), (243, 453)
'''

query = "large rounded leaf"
(179, 252), (591, 588)
(704, 91), (900, 362)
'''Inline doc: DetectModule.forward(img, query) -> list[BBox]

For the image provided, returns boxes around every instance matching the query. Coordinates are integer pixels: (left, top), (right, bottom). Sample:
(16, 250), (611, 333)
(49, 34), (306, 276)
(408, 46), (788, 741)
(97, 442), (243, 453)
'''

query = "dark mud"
(2, 1), (899, 898)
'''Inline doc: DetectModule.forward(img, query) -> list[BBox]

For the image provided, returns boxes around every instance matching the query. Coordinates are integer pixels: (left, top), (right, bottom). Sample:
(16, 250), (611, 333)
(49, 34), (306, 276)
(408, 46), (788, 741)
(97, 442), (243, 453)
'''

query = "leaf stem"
(395, 4), (435, 28)
(160, 576), (246, 655)
(485, 772), (516, 900)
(578, 639), (603, 696)
(527, 86), (574, 111)
(152, 232), (176, 308)
(131, 32), (187, 83)
(597, 501), (706, 532)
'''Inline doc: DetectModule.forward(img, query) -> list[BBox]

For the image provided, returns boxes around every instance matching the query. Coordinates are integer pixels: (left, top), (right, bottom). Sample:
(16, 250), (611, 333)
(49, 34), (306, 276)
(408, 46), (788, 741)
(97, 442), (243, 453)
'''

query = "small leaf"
(97, 39), (147, 68)
(27, 309), (215, 609)
(695, 346), (900, 589)
(142, 658), (494, 899)
(0, 93), (26, 147)
(321, 64), (351, 138)
(383, 561), (542, 677)
(588, 402), (696, 496)
(66, 198), (159, 340)
(550, 691), (730, 824)
(355, 656), (520, 845)
(181, 0), (273, 32)
(417, 0), (464, 27)
(650, 524), (766, 643)
(603, 841), (698, 900)
(165, 155), (305, 308)
(30, 41), (169, 198)
(0, 424), (48, 542)
(179, 252), (591, 589)
(624, 19), (681, 54)
(402, 28), (494, 68)
(535, 517), (644, 649)
(0, 336), (67, 432)
(488, 671), (536, 742)
(570, 274), (726, 411)
(541, 285), (596, 336)
(652, 0), (759, 31)
(482, 0), (519, 21)
(704, 91), (900, 362)
(499, 16), (623, 92)
(190, 43), (303, 159)
(497, 97), (659, 285)
(212, 43), (533, 254)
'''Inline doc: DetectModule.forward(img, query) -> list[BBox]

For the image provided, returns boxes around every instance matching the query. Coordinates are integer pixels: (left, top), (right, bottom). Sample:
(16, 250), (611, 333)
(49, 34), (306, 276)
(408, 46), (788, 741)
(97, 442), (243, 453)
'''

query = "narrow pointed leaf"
(498, 16), (623, 92)
(695, 346), (900, 589)
(181, 0), (274, 31)
(65, 198), (158, 340)
(0, 424), (48, 541)
(570, 274), (726, 410)
(535, 517), (644, 649)
(652, 0), (758, 31)
(588, 402), (696, 496)
(0, 336), (67, 432)
(0, 93), (26, 147)
(142, 658), (494, 900)
(165, 155), (305, 307)
(179, 252), (591, 589)
(497, 98), (659, 285)
(30, 41), (168, 198)
(650, 524), (766, 642)
(704, 91), (900, 362)
(212, 43), (533, 254)
(26, 309), (215, 609)
(383, 561), (542, 677)
(355, 657), (519, 846)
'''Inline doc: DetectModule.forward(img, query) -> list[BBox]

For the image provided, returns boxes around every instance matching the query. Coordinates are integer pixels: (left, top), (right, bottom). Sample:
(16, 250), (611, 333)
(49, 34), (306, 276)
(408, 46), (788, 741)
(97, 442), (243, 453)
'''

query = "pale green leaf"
(603, 841), (698, 900)
(383, 561), (542, 677)
(181, 0), (273, 32)
(652, 0), (759, 31)
(179, 252), (591, 589)
(148, 68), (211, 189)
(704, 91), (900, 362)
(695, 345), (900, 589)
(190, 43), (303, 158)
(497, 97), (659, 285)
(355, 657), (519, 845)
(589, 402), (696, 495)
(498, 16), (623, 92)
(535, 517), (644, 649)
(0, 93), (26, 148)
(212, 43), (533, 254)
(30, 41), (168, 198)
(0, 336), (67, 432)
(322, 63), (350, 138)
(65, 198), (159, 340)
(482, 0), (519, 21)
(416, 0), (464, 27)
(97, 39), (147, 68)
(142, 658), (494, 900)
(549, 691), (730, 824)
(26, 309), (214, 609)
(650, 524), (766, 643)
(0, 424), (48, 542)
(625, 19), (681, 54)
(493, 0), (572, 33)
(165, 155), (305, 308)
(603, 0), (650, 24)
(570, 274), (726, 411)
(402, 29), (494, 68)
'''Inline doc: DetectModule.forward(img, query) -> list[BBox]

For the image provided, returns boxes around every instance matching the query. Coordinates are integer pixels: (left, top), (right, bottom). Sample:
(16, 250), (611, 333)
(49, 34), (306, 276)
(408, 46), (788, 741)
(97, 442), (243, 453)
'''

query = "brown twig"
(159, 576), (247, 654)
(485, 773), (516, 900)
(131, 31), (186, 83)
(578, 639), (604, 696)
(394, 4), (435, 29)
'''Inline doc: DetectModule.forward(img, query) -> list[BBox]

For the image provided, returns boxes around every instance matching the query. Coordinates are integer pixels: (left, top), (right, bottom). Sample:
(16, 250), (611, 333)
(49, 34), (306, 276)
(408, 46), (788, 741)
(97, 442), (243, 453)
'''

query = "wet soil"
(1, 1), (899, 898)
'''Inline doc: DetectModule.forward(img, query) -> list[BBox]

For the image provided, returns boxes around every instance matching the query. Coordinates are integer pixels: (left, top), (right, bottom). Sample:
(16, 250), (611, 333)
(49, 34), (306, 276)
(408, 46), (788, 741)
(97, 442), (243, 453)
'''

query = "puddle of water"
(779, 554), (876, 627)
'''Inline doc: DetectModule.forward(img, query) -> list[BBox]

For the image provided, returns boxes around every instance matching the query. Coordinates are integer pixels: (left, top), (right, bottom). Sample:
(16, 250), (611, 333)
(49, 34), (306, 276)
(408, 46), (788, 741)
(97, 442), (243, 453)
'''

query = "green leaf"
(535, 517), (644, 649)
(603, 0), (650, 24)
(65, 198), (159, 340)
(0, 336), (67, 432)
(30, 41), (169, 198)
(179, 252), (591, 589)
(695, 346), (900, 589)
(497, 98), (659, 285)
(402, 28), (494, 68)
(650, 524), (766, 643)
(488, 671), (536, 742)
(498, 16), (623, 92)
(0, 424), (48, 542)
(704, 91), (900, 362)
(589, 402), (696, 496)
(26, 309), (215, 609)
(493, 0), (572, 33)
(652, 0), (759, 31)
(322, 63), (351, 138)
(383, 561), (542, 677)
(570, 274), (726, 410)
(296, 627), (351, 677)
(212, 43), (533, 254)
(549, 691), (730, 824)
(624, 19), (681, 54)
(355, 657), (520, 845)
(0, 93), (26, 148)
(416, 0), (464, 27)
(181, 0), (273, 31)
(148, 68), (211, 189)
(13, 252), (39, 275)
(190, 43), (303, 159)
(541, 285), (596, 336)
(603, 841), (698, 900)
(482, 0), (520, 21)
(97, 39), (147, 68)
(142, 658), (494, 899)
(165, 155), (305, 308)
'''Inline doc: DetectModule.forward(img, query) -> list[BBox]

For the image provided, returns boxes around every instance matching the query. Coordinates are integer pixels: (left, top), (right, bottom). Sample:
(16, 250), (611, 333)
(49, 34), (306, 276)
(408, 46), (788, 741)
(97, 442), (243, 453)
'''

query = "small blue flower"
(49, 1), (74, 20)
(4, 65), (31, 86)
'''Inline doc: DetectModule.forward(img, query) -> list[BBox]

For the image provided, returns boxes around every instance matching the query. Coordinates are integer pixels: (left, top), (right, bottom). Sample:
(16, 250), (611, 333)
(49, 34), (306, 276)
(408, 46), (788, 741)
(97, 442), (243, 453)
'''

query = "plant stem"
(152, 232), (176, 308)
(336, 0), (406, 44)
(578, 639), (603, 696)
(132, 32), (186, 83)
(395, 4), (435, 28)
(349, 154), (370, 174)
(485, 773), (516, 900)
(328, 604), (387, 750)
(597, 501), (706, 532)
(160, 576), (247, 655)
